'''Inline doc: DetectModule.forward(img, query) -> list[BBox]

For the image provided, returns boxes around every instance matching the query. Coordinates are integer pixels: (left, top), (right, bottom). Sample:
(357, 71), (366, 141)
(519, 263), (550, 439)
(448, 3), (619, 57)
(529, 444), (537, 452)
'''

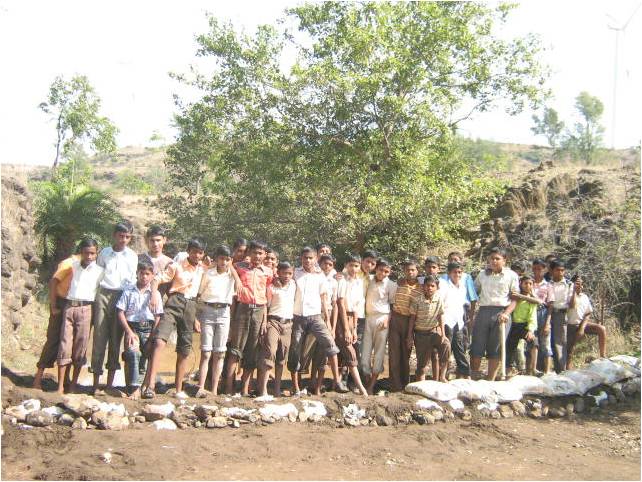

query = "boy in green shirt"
(505, 275), (538, 376)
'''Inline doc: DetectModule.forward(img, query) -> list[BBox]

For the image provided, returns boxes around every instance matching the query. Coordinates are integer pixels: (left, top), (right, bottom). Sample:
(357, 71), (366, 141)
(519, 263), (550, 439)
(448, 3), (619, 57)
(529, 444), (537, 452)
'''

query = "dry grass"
(571, 317), (641, 365)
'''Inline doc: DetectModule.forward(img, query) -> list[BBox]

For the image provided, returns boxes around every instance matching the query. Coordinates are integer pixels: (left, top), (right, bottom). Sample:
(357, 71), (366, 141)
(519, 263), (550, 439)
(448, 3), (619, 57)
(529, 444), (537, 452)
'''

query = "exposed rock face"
(1, 176), (41, 330)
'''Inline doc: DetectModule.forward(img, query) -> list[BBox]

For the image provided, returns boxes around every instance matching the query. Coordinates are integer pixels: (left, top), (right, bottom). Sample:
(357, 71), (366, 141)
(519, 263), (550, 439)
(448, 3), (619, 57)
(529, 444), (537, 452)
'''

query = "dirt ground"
(1, 372), (640, 481)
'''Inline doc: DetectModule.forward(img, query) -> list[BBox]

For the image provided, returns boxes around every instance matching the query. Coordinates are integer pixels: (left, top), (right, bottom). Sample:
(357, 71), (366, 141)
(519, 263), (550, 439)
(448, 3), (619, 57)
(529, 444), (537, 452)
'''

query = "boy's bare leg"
(92, 373), (101, 392)
(198, 351), (212, 390)
(347, 366), (368, 396)
(56, 365), (68, 394)
(487, 358), (500, 381)
(366, 372), (379, 394)
(211, 353), (224, 396)
(274, 365), (284, 396)
(543, 356), (552, 374)
(527, 347), (537, 375)
(470, 356), (482, 379)
(144, 338), (166, 392)
(291, 371), (300, 394)
(431, 353), (440, 381)
(596, 326), (607, 358)
(257, 368), (270, 397)
(240, 368), (254, 396)
(225, 354), (240, 394)
(439, 359), (448, 383)
(69, 365), (81, 393)
(175, 353), (189, 394)
(106, 369), (116, 389)
(33, 368), (46, 390)
(314, 366), (326, 395)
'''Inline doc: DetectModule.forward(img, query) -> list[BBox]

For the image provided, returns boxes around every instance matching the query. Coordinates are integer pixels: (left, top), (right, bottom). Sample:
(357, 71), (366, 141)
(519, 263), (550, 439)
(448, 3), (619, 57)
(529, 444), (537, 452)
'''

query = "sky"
(0, 0), (640, 166)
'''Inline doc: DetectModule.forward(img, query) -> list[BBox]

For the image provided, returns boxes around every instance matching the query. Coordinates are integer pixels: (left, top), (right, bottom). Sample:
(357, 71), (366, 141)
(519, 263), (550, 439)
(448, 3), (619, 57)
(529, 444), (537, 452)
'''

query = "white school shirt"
(550, 279), (573, 310)
(337, 275), (367, 318)
(441, 277), (468, 329)
(66, 260), (104, 302)
(567, 293), (593, 325)
(365, 277), (397, 316)
(474, 268), (519, 307)
(96, 246), (138, 290)
(323, 271), (339, 304)
(293, 267), (328, 317)
(198, 268), (235, 304)
(269, 281), (297, 320)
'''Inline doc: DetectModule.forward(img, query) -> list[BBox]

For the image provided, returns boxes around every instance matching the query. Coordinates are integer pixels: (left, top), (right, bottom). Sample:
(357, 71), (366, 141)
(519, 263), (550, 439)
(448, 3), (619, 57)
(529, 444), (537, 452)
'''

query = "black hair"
(77, 238), (98, 252)
(113, 220), (133, 234)
(214, 244), (232, 258)
(447, 261), (462, 273)
(488, 247), (507, 259)
(316, 243), (331, 252)
(187, 238), (206, 252)
(248, 240), (268, 252)
(423, 275), (440, 286)
(519, 274), (534, 283)
(549, 259), (566, 270)
(570, 274), (582, 282)
(146, 225), (166, 238)
(544, 253), (557, 262)
(277, 261), (293, 271)
(345, 253), (361, 264)
(233, 238), (248, 250)
(361, 249), (378, 260)
(532, 257), (547, 267)
(300, 246), (316, 256)
(266, 248), (279, 258)
(448, 251), (464, 260)
(137, 259), (154, 273)
(376, 258), (391, 269)
(402, 258), (419, 268)
(511, 260), (527, 273)
(319, 254), (335, 264)
(424, 255), (440, 266)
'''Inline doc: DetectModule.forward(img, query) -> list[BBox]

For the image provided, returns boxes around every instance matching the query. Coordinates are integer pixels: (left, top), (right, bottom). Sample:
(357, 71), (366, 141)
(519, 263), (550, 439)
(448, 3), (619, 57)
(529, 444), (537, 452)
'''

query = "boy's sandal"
(141, 387), (155, 399)
(195, 389), (209, 399)
(334, 380), (350, 393)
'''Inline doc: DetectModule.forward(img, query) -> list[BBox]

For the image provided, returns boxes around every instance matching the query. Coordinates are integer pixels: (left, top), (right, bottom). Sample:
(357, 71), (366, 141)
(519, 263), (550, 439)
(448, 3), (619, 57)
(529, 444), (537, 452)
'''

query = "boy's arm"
(330, 299), (338, 337)
(117, 310), (137, 347)
(229, 263), (242, 297)
(511, 292), (541, 305)
(48, 278), (61, 315)
(501, 299), (517, 320)
(337, 298), (351, 344)
(320, 292), (330, 328)
(439, 313), (448, 343)
(406, 315), (416, 349)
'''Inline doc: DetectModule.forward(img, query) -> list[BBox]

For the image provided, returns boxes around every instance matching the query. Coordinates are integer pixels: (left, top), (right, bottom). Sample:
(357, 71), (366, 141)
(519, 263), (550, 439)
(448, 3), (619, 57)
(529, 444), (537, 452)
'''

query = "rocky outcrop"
(1, 176), (41, 329)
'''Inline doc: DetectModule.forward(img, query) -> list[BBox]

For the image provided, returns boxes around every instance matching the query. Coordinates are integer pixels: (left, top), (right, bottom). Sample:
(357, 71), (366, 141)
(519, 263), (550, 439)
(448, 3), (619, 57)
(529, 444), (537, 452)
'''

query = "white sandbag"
(258, 403), (298, 420)
(220, 407), (256, 419)
(41, 406), (66, 418)
(448, 399), (465, 413)
(415, 399), (442, 411)
(405, 380), (459, 401)
(541, 373), (582, 396)
(477, 401), (498, 412)
(622, 377), (641, 395)
(609, 356), (641, 376)
(507, 375), (553, 396)
(342, 404), (365, 420)
(300, 400), (327, 417)
(449, 379), (495, 402)
(586, 358), (636, 385)
(561, 369), (605, 394)
(483, 381), (523, 402)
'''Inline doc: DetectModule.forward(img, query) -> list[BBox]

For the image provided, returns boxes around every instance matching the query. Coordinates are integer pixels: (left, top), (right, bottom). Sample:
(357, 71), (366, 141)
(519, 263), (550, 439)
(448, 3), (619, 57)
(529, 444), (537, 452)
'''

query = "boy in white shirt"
(57, 239), (104, 394)
(549, 259), (573, 372)
(566, 274), (607, 369)
(440, 262), (471, 379)
(257, 262), (296, 397)
(195, 245), (238, 397)
(361, 259), (396, 394)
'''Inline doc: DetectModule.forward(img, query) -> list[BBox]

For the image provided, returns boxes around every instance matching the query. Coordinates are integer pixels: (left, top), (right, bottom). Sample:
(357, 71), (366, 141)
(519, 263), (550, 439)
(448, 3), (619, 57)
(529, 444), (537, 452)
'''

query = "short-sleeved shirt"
(323, 272), (339, 304)
(474, 268), (519, 307)
(533, 279), (554, 305)
(337, 275), (367, 318)
(550, 279), (573, 310)
(439, 272), (478, 303)
(269, 281), (297, 320)
(365, 277), (397, 316)
(393, 280), (423, 316)
(440, 277), (468, 329)
(567, 293), (593, 325)
(52, 256), (78, 298)
(198, 268), (235, 304)
(157, 258), (205, 299)
(116, 284), (163, 323)
(235, 261), (273, 305)
(293, 267), (328, 317)
(66, 260), (104, 302)
(410, 293), (444, 332)
(512, 300), (537, 331)
(141, 252), (173, 276)
(96, 246), (138, 290)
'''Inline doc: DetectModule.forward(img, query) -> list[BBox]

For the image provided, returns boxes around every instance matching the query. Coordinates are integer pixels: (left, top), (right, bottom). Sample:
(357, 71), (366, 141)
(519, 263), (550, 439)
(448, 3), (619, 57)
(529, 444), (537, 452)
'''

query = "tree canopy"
(163, 1), (549, 262)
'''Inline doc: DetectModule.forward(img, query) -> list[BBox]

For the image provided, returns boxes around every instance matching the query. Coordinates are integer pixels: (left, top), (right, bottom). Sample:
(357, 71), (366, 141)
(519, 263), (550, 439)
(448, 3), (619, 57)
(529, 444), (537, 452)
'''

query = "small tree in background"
(563, 92), (605, 163)
(39, 75), (118, 169)
(531, 107), (565, 148)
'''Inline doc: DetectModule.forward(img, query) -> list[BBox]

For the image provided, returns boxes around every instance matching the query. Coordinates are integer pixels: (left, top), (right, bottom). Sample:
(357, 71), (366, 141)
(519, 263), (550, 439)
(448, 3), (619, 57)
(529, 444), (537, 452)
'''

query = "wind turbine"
(606, 3), (641, 149)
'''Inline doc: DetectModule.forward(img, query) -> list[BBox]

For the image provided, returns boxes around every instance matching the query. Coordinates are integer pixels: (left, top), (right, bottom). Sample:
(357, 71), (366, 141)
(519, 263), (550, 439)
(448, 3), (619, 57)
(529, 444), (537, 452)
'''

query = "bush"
(115, 170), (154, 195)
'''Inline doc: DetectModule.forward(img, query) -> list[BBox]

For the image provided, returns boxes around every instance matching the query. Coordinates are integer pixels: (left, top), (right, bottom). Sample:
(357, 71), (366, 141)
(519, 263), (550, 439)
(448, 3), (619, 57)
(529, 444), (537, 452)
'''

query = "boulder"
(376, 414), (394, 426)
(206, 416), (228, 428)
(152, 419), (177, 430)
(57, 413), (75, 426)
(498, 405), (514, 419)
(509, 400), (526, 416)
(412, 412), (435, 425)
(171, 406), (199, 427)
(25, 410), (55, 427)
(194, 405), (218, 421)
(91, 411), (130, 430)
(142, 402), (175, 421)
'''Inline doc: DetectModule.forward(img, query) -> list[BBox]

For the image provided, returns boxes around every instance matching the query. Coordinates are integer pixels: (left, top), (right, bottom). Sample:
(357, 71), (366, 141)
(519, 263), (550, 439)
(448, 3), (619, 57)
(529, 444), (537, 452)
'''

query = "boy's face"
(278, 267), (294, 284)
(425, 262), (439, 276)
(520, 279), (534, 293)
(320, 259), (334, 275)
(552, 266), (565, 281)
(346, 261), (360, 276)
(318, 246), (331, 256)
(403, 264), (418, 281)
(264, 252), (277, 268)
(146, 235), (166, 255)
(449, 267), (463, 284)
(424, 281), (438, 297)
(488, 253), (505, 271)
(301, 252), (317, 271)
(80, 246), (98, 265)
(187, 248), (205, 265)
(216, 255), (231, 270)
(375, 265), (391, 282)
(361, 257), (376, 274)
(113, 230), (132, 249)
(250, 248), (266, 266)
(137, 268), (154, 286)
(574, 278), (584, 292)
(532, 263), (545, 279)
(232, 245), (247, 262)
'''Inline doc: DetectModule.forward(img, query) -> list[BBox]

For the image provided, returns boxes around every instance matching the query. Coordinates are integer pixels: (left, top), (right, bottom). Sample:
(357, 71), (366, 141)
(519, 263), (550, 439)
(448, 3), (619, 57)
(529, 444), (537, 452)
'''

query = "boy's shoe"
(334, 380), (349, 393)
(141, 387), (155, 399)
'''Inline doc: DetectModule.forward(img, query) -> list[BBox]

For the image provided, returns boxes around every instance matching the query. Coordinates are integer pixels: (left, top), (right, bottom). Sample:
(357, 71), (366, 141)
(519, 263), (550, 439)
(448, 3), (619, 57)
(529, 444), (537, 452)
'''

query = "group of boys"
(33, 222), (607, 399)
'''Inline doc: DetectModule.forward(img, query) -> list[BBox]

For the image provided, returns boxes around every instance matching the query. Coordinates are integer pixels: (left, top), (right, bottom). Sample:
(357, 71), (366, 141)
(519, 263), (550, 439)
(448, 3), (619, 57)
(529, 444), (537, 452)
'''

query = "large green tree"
(163, 1), (549, 262)
(39, 75), (118, 169)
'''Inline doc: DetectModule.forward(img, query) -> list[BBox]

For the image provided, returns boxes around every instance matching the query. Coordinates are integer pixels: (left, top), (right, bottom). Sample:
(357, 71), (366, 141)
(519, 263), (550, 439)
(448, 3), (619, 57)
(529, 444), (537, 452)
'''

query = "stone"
(412, 412), (435, 425)
(298, 411), (309, 423)
(194, 421), (202, 428)
(194, 405), (218, 421)
(344, 417), (359, 427)
(72, 417), (88, 430)
(490, 410), (501, 419)
(548, 407), (566, 418)
(57, 413), (75, 426)
(613, 387), (626, 402)
(288, 412), (298, 423)
(565, 403), (575, 415)
(25, 410), (54, 427)
(91, 411), (130, 430)
(309, 414), (323, 423)
(142, 402), (175, 422)
(134, 415), (146, 423)
(528, 408), (542, 419)
(62, 394), (102, 418)
(574, 398), (586, 414)
(206, 416), (228, 429)
(4, 405), (28, 422)
(430, 410), (443, 421)
(261, 414), (276, 424)
(232, 420), (240, 428)
(509, 400), (526, 416)
(376, 414), (394, 426)
(397, 413), (412, 424)
(152, 419), (177, 430)
(498, 405), (514, 419)
(460, 410), (472, 421)
(171, 406), (198, 427)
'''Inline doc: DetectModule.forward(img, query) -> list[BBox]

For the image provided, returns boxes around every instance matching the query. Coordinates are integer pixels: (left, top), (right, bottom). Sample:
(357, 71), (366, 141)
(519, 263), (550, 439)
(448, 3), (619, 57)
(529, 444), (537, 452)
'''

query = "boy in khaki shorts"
(257, 261), (296, 397)
(407, 275), (450, 382)
(56, 239), (104, 394)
